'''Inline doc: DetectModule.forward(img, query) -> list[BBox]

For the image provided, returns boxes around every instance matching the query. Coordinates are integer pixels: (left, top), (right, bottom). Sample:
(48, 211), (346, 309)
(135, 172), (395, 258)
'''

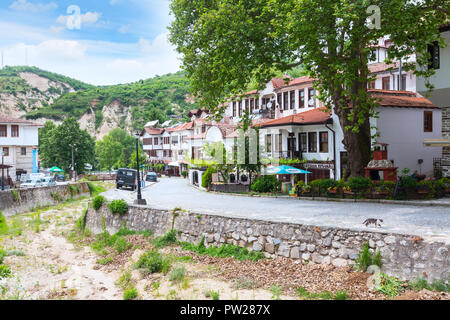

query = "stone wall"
(442, 106), (450, 177)
(0, 183), (90, 216)
(85, 204), (450, 282)
(210, 183), (249, 193)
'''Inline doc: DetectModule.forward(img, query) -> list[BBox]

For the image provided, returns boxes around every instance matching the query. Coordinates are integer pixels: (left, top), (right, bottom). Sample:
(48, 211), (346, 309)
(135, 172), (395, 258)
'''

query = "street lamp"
(69, 144), (77, 183)
(134, 131), (147, 205)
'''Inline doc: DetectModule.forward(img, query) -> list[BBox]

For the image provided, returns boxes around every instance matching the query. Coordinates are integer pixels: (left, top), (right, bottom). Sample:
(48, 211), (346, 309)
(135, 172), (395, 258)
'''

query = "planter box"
(417, 190), (430, 195)
(445, 188), (450, 194)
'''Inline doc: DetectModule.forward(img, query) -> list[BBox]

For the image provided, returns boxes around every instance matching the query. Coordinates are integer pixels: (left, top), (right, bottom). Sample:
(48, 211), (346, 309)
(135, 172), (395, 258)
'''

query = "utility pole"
(1, 150), (4, 191)
(134, 131), (147, 205)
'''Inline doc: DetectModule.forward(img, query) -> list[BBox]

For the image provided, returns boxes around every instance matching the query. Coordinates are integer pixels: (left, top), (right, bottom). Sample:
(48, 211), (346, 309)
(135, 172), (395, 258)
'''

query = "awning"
(168, 161), (180, 167)
(424, 139), (450, 147)
(265, 165), (312, 175)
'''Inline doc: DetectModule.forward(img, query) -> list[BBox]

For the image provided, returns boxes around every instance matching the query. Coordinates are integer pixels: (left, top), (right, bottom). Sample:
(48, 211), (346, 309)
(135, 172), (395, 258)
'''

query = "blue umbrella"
(265, 165), (312, 186)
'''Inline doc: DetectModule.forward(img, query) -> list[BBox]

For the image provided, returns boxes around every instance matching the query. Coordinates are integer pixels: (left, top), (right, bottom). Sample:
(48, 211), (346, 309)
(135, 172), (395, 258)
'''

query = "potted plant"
(328, 186), (338, 194)
(343, 186), (353, 195)
(301, 184), (312, 196)
(417, 180), (432, 195)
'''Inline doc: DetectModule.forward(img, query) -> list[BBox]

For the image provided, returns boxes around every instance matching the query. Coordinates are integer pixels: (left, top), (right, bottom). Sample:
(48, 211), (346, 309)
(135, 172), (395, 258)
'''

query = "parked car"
(41, 177), (56, 187)
(55, 174), (66, 182)
(20, 179), (43, 189)
(146, 172), (158, 182)
(116, 168), (138, 191)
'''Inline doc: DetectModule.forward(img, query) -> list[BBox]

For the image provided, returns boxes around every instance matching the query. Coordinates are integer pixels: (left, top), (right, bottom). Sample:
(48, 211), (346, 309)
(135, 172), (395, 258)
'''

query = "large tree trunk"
(340, 117), (372, 179)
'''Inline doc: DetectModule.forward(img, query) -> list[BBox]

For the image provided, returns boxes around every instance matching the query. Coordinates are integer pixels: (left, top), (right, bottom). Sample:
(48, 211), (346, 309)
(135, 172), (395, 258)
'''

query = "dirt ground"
(1, 196), (449, 301)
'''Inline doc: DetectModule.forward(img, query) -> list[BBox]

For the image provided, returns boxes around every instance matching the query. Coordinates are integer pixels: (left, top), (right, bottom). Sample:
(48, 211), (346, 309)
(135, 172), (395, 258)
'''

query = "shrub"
(250, 175), (281, 193)
(169, 266), (186, 283)
(210, 290), (220, 300)
(0, 211), (8, 235)
(108, 200), (128, 215)
(135, 251), (171, 274)
(181, 171), (188, 179)
(0, 249), (5, 264)
(87, 182), (106, 196)
(398, 176), (417, 190)
(11, 189), (20, 202)
(123, 288), (139, 300)
(202, 166), (217, 188)
(348, 177), (373, 195)
(76, 208), (88, 230)
(376, 273), (404, 297)
(355, 243), (382, 272)
(318, 179), (337, 190)
(92, 195), (106, 211)
(114, 237), (132, 254)
(154, 229), (178, 248)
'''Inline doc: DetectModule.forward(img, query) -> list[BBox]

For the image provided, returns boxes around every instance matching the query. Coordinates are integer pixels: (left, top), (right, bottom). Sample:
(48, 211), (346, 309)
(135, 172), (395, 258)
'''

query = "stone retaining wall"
(0, 183), (90, 216)
(210, 183), (249, 193)
(85, 204), (450, 281)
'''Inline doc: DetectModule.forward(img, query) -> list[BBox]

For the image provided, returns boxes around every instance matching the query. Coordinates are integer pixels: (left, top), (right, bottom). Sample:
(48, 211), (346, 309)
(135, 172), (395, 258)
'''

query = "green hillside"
(0, 66), (198, 131)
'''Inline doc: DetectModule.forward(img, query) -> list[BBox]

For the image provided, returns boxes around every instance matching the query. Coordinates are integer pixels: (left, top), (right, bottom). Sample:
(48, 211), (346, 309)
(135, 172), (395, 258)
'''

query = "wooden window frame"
(0, 125), (6, 137)
(308, 88), (315, 107)
(290, 91), (295, 110)
(21, 147), (27, 156)
(308, 132), (317, 153)
(11, 125), (19, 137)
(283, 92), (289, 110)
(299, 90), (305, 108)
(319, 131), (329, 153)
(299, 133), (307, 152)
(424, 111), (433, 132)
(233, 101), (236, 117)
(397, 75), (407, 91)
(2, 147), (9, 157)
(382, 77), (390, 90)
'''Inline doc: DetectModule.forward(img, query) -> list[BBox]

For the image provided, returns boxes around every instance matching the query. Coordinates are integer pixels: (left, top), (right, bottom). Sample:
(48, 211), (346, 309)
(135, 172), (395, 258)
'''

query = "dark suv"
(116, 168), (138, 191)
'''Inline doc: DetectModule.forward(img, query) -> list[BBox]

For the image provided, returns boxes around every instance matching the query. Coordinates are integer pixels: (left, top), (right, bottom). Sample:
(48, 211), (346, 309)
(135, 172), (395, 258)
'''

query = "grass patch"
(114, 237), (132, 254)
(87, 182), (107, 197)
(375, 273), (404, 297)
(96, 257), (113, 265)
(115, 228), (153, 238)
(0, 265), (12, 279)
(232, 277), (259, 290)
(123, 288), (138, 300)
(296, 287), (348, 300)
(408, 277), (449, 293)
(270, 285), (283, 300)
(181, 237), (265, 261)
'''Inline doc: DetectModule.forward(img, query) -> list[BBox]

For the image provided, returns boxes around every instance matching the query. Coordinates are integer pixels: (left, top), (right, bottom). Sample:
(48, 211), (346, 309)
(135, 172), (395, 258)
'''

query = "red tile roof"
(0, 116), (41, 126)
(368, 62), (399, 74)
(144, 127), (164, 135)
(370, 90), (439, 109)
(271, 78), (289, 89)
(256, 108), (332, 128)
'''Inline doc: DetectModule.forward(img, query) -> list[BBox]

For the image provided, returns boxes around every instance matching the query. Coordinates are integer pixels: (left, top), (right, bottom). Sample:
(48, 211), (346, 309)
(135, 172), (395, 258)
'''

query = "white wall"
(374, 107), (442, 176)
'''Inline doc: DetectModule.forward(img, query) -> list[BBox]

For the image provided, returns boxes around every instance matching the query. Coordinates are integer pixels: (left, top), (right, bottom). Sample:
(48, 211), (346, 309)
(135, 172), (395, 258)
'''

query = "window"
(382, 77), (390, 90)
(277, 93), (282, 107)
(319, 132), (329, 153)
(428, 41), (440, 70)
(11, 125), (19, 137)
(2, 147), (9, 157)
(299, 133), (307, 152)
(250, 99), (254, 113)
(274, 134), (282, 152)
(424, 111), (433, 132)
(233, 102), (236, 117)
(201, 126), (206, 133)
(255, 97), (259, 109)
(172, 136), (179, 145)
(266, 134), (272, 153)
(290, 91), (295, 110)
(308, 132), (317, 153)
(299, 90), (305, 108)
(397, 75), (406, 91)
(239, 101), (242, 116)
(21, 147), (27, 156)
(368, 81), (376, 89)
(0, 125), (6, 137)
(308, 88), (315, 107)
(283, 92), (289, 110)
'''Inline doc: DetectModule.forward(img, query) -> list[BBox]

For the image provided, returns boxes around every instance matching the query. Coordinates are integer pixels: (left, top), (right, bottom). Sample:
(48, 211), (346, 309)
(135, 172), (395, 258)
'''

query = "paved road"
(102, 177), (450, 244)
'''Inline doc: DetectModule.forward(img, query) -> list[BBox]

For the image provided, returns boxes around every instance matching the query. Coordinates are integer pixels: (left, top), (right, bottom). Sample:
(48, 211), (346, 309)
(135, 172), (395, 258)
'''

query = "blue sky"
(0, 0), (181, 85)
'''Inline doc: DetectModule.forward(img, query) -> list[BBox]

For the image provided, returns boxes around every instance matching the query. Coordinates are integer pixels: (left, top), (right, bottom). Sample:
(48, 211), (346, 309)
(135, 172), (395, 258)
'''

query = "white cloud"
(9, 0), (57, 12)
(56, 11), (101, 30)
(0, 33), (181, 85)
(118, 25), (130, 34)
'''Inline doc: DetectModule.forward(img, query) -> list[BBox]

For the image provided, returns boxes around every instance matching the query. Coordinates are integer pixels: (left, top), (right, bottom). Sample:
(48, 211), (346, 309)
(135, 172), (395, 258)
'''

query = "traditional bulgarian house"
(0, 116), (43, 184)
(419, 23), (450, 177)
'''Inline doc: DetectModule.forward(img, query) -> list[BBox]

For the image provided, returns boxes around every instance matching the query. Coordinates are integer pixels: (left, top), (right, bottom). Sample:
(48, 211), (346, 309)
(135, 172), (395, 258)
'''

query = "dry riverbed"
(1, 197), (449, 301)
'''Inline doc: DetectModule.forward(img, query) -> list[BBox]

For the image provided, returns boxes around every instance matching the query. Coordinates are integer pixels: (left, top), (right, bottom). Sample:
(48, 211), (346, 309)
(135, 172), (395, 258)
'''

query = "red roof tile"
(144, 127), (164, 135)
(0, 116), (41, 126)
(256, 108), (332, 128)
(370, 90), (439, 109)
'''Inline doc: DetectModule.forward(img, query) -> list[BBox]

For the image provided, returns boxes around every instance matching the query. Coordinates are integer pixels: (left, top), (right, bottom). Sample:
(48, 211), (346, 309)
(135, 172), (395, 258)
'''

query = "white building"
(0, 116), (43, 183)
(417, 23), (450, 176)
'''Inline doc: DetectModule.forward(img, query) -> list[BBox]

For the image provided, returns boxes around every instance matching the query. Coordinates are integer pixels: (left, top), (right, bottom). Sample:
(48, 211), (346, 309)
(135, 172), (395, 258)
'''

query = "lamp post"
(69, 144), (77, 183)
(134, 131), (147, 205)
(1, 150), (4, 191)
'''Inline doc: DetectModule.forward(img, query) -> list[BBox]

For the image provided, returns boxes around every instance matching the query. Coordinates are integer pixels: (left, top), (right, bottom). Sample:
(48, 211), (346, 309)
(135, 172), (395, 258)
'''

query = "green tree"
(38, 121), (57, 169)
(129, 149), (147, 170)
(169, 0), (449, 177)
(95, 128), (136, 171)
(40, 117), (95, 173)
